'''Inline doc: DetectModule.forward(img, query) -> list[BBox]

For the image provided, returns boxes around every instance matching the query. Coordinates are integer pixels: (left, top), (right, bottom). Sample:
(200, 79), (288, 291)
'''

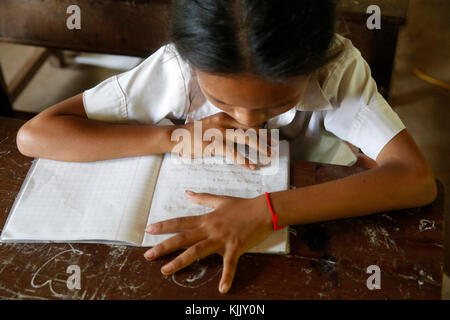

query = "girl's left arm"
(269, 129), (437, 227)
(143, 129), (437, 294)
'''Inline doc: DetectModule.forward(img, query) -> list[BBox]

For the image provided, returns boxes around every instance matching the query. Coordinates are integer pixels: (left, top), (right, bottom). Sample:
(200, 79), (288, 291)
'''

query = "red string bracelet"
(264, 192), (286, 231)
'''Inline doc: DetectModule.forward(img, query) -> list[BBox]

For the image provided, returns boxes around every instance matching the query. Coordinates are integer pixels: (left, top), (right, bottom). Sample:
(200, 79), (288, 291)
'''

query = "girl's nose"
(232, 109), (266, 127)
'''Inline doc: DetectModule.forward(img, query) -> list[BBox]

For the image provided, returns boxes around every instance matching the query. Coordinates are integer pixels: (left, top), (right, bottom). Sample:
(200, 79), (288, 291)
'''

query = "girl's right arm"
(17, 93), (269, 165)
(16, 93), (177, 162)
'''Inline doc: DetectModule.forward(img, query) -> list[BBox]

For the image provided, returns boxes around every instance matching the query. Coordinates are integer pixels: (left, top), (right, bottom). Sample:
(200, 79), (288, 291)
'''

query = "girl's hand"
(143, 190), (274, 294)
(174, 112), (273, 169)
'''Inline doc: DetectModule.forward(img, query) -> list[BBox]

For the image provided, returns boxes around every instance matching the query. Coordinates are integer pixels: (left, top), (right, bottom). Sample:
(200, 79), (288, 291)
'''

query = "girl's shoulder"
(315, 34), (364, 85)
(160, 42), (193, 77)
(83, 43), (193, 124)
(313, 34), (374, 107)
(125, 42), (194, 92)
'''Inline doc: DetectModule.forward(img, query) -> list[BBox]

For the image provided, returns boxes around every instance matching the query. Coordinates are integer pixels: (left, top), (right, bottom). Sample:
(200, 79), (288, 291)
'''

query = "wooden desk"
(0, 117), (444, 300)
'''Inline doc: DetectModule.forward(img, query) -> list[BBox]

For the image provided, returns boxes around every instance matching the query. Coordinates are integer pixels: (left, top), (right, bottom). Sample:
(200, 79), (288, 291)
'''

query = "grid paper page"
(1, 155), (162, 244)
(142, 141), (290, 253)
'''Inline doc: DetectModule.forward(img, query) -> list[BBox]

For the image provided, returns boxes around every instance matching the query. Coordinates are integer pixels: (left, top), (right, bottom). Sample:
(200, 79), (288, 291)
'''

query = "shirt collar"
(296, 77), (332, 111)
(266, 77), (332, 128)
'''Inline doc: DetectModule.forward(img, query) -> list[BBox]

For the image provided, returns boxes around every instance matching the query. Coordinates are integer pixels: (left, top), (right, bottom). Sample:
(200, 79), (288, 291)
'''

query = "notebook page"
(142, 141), (290, 253)
(1, 155), (162, 244)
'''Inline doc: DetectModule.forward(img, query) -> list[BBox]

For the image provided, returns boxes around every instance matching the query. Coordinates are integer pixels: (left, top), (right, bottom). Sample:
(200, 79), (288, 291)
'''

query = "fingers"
(145, 215), (201, 234)
(145, 191), (234, 251)
(144, 229), (205, 261)
(185, 190), (233, 208)
(159, 239), (219, 275)
(229, 143), (257, 170)
(239, 129), (272, 158)
(216, 142), (256, 170)
(227, 129), (271, 159)
(218, 113), (272, 158)
(200, 112), (277, 166)
(219, 246), (240, 294)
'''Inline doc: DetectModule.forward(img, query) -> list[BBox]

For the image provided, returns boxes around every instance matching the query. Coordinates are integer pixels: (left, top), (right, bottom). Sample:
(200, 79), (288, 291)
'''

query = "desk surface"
(0, 117), (444, 300)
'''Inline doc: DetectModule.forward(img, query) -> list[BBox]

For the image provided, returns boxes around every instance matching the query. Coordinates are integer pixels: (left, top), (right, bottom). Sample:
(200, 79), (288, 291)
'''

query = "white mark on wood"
(30, 245), (83, 298)
(419, 269), (435, 283)
(186, 264), (207, 283)
(9, 158), (22, 167)
(108, 245), (127, 258)
(105, 245), (129, 272)
(171, 261), (222, 289)
(301, 267), (312, 274)
(288, 227), (297, 236)
(117, 282), (144, 296)
(89, 287), (99, 300)
(363, 225), (397, 251)
(419, 219), (435, 232)
(0, 285), (48, 300)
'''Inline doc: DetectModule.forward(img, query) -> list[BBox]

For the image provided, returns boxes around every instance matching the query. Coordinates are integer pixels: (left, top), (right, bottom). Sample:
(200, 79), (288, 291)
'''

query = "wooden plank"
(49, 50), (67, 68)
(7, 48), (51, 102)
(0, 0), (171, 58)
(336, 0), (409, 25)
(0, 66), (14, 118)
(335, 19), (399, 99)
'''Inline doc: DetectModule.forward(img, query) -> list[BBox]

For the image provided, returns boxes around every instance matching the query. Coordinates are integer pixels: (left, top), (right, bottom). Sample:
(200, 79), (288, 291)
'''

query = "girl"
(16, 0), (437, 294)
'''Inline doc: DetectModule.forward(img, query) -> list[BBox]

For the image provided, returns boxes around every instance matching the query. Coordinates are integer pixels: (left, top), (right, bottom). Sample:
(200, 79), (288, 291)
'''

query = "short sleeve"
(323, 44), (405, 160)
(82, 44), (190, 125)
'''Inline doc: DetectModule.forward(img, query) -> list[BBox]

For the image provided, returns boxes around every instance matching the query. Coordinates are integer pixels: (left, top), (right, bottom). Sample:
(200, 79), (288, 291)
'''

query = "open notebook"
(1, 141), (290, 254)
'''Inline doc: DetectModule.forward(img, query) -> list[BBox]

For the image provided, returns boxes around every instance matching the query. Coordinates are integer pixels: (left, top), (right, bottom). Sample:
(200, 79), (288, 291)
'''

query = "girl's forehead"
(196, 70), (309, 108)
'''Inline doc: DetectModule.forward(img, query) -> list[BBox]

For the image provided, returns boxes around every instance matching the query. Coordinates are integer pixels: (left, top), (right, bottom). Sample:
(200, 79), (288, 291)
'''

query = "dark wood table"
(0, 117), (444, 300)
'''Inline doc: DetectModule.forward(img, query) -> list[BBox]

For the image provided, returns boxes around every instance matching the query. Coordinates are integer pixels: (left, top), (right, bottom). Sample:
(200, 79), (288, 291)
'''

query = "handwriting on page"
(142, 141), (289, 253)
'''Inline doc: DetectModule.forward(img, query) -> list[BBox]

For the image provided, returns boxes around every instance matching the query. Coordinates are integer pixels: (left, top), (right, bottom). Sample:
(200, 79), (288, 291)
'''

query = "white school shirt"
(82, 34), (405, 166)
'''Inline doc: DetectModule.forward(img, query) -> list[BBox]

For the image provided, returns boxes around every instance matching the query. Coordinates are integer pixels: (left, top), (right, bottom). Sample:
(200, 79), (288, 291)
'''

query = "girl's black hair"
(169, 0), (336, 82)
